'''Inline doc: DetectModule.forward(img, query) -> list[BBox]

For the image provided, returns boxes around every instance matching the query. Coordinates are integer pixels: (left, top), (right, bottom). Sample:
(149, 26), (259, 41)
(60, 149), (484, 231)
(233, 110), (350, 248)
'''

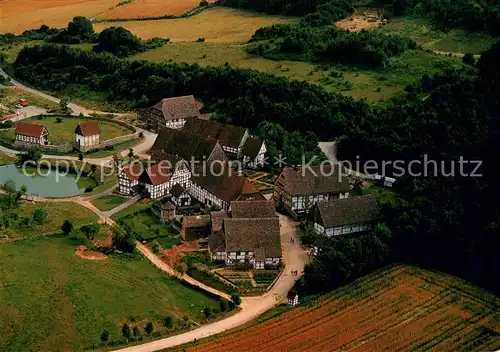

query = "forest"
(248, 24), (416, 68)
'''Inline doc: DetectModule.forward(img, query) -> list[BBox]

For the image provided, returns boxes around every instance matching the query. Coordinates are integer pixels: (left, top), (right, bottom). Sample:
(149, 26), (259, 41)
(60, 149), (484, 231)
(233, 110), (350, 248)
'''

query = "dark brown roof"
(15, 122), (47, 138)
(210, 210), (230, 233)
(242, 138), (265, 159)
(224, 217), (281, 258)
(191, 167), (265, 204)
(183, 214), (211, 229)
(153, 95), (201, 121)
(139, 164), (170, 186)
(276, 164), (350, 196)
(208, 231), (226, 252)
(314, 195), (379, 228)
(170, 183), (186, 198)
(182, 117), (248, 149)
(230, 200), (276, 219)
(150, 128), (220, 162)
(75, 120), (100, 136)
(121, 163), (143, 181)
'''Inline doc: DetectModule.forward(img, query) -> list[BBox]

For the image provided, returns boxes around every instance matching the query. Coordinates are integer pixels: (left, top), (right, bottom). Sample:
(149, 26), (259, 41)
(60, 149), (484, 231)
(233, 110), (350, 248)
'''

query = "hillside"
(168, 265), (500, 351)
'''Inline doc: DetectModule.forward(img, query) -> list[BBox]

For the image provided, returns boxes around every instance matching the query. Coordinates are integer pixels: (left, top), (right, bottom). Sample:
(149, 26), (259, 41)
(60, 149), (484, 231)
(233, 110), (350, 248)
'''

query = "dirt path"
(113, 214), (308, 352)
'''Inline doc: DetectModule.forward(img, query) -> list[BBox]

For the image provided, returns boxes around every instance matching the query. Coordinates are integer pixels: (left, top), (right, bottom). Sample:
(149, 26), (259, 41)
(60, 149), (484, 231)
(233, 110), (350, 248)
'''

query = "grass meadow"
(91, 195), (128, 211)
(0, 236), (220, 351)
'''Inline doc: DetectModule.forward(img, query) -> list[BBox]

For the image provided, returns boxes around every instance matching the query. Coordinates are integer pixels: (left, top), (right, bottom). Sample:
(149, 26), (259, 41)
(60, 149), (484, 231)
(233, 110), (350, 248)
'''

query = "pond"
(0, 164), (87, 198)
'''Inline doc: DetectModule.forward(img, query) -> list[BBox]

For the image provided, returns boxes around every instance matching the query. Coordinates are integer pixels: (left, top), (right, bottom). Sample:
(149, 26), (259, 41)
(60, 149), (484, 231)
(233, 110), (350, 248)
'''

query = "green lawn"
(0, 116), (132, 145)
(0, 201), (98, 240)
(91, 195), (128, 211)
(0, 151), (16, 165)
(0, 236), (220, 351)
(111, 201), (151, 220)
(119, 210), (178, 240)
(134, 43), (461, 102)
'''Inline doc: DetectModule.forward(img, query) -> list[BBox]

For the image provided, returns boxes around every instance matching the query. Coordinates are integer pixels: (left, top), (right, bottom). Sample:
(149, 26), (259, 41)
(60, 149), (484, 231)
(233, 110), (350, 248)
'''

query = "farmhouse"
(224, 217), (281, 269)
(150, 128), (229, 165)
(118, 163), (143, 195)
(170, 183), (192, 208)
(14, 122), (49, 146)
(190, 168), (265, 211)
(138, 164), (170, 199)
(139, 95), (201, 130)
(274, 163), (350, 217)
(181, 117), (249, 157)
(311, 194), (379, 237)
(242, 137), (267, 169)
(74, 120), (100, 151)
(208, 200), (280, 269)
(181, 214), (212, 240)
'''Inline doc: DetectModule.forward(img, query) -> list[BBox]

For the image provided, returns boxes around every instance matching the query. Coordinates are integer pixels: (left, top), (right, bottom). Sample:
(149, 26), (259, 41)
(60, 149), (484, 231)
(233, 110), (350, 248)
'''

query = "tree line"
(248, 23), (416, 68)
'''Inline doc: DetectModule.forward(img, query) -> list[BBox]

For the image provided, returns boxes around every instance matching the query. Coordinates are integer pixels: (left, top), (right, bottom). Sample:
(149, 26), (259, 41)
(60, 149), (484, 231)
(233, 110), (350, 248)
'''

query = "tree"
(230, 294), (241, 306)
(144, 321), (154, 335)
(80, 223), (101, 240)
(100, 330), (109, 346)
(133, 326), (141, 341)
(78, 152), (84, 161)
(61, 220), (73, 235)
(67, 16), (94, 40)
(59, 96), (70, 113)
(122, 323), (131, 342)
(203, 307), (212, 319)
(463, 52), (475, 66)
(163, 316), (173, 329)
(127, 148), (135, 163)
(182, 315), (190, 327)
(228, 300), (235, 310)
(219, 298), (228, 312)
(93, 26), (144, 57)
(112, 226), (136, 253)
(112, 153), (122, 172)
(32, 208), (47, 225)
(18, 148), (42, 164)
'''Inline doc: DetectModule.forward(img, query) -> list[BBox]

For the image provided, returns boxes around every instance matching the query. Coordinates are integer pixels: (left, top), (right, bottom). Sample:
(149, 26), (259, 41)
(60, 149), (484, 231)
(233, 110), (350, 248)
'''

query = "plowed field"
(184, 265), (500, 352)
(99, 0), (204, 19)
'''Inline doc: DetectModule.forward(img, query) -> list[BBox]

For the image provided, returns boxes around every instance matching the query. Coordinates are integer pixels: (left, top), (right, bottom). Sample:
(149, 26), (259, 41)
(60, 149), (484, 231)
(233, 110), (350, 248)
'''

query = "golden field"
(94, 7), (294, 42)
(0, 0), (117, 34)
(98, 0), (205, 19)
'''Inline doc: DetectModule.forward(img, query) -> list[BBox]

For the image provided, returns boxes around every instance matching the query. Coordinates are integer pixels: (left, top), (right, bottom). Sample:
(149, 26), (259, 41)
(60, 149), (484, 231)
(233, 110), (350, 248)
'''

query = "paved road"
(114, 214), (308, 352)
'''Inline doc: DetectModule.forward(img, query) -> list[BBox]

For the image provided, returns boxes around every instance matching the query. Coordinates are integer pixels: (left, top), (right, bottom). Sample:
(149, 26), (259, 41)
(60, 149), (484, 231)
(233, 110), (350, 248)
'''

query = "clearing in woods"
(170, 265), (500, 352)
(94, 7), (295, 42)
(98, 0), (208, 19)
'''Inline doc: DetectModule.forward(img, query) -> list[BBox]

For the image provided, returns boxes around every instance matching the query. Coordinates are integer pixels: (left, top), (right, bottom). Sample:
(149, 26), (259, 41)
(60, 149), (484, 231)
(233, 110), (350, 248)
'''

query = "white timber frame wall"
(225, 251), (281, 269)
(212, 251), (226, 262)
(145, 182), (168, 199)
(243, 141), (267, 169)
(314, 222), (373, 237)
(222, 130), (249, 157)
(118, 172), (139, 195)
(167, 164), (191, 189)
(75, 133), (99, 148)
(290, 193), (349, 213)
(165, 118), (186, 129)
(189, 183), (228, 210)
(172, 192), (191, 207)
(16, 134), (47, 145)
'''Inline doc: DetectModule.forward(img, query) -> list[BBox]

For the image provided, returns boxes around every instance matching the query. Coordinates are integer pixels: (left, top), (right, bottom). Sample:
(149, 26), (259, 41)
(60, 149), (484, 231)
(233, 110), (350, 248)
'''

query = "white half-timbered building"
(274, 163), (351, 218)
(287, 290), (299, 306)
(312, 194), (378, 237)
(138, 164), (170, 199)
(14, 122), (49, 146)
(170, 183), (192, 207)
(75, 120), (100, 151)
(242, 138), (267, 169)
(181, 117), (249, 157)
(118, 163), (143, 195)
(138, 95), (201, 131)
(189, 168), (264, 211)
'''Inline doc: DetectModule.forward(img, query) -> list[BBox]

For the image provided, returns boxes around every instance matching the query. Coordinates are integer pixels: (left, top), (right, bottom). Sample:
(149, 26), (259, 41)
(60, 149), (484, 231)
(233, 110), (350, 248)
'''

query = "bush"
(1, 120), (13, 128)
(93, 27), (145, 58)
(56, 116), (63, 123)
(463, 52), (475, 66)
(196, 37), (205, 43)
(230, 294), (241, 306)
(200, 0), (208, 6)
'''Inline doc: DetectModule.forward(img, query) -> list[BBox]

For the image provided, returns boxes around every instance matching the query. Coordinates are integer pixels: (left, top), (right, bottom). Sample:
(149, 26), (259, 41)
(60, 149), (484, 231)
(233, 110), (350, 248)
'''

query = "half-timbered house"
(118, 163), (143, 195)
(287, 289), (299, 306)
(242, 137), (267, 169)
(274, 163), (351, 218)
(14, 122), (49, 147)
(138, 164), (170, 199)
(190, 168), (265, 211)
(181, 117), (249, 157)
(138, 95), (201, 130)
(75, 120), (100, 151)
(170, 183), (192, 207)
(311, 194), (378, 237)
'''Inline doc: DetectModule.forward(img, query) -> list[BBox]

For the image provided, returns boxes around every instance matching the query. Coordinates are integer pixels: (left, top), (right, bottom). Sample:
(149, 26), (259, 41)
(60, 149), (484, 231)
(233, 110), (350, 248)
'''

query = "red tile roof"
(75, 120), (100, 136)
(15, 122), (47, 138)
(121, 163), (143, 181)
(140, 164), (170, 185)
